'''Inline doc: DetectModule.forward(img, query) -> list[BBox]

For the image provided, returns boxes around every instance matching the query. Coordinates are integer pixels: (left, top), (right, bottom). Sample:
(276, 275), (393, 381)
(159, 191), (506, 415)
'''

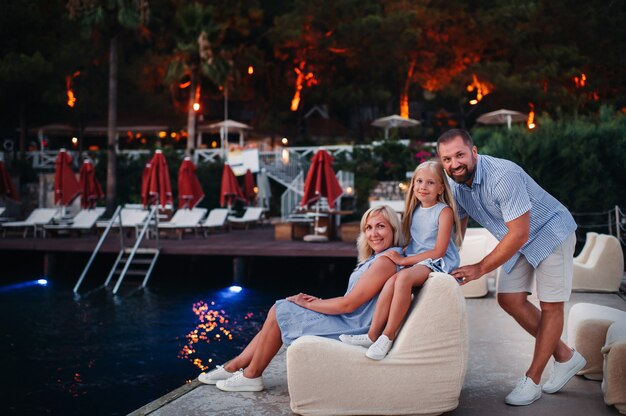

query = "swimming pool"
(1, 256), (353, 416)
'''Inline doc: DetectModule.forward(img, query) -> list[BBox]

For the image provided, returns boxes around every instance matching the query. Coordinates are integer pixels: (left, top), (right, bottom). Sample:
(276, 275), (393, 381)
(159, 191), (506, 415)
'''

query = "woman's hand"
(286, 293), (320, 308)
(382, 250), (404, 266)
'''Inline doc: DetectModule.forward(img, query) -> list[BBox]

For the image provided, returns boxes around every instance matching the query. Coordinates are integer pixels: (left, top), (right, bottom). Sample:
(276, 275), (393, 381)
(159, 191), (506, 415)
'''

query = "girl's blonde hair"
(402, 160), (463, 248)
(356, 205), (404, 263)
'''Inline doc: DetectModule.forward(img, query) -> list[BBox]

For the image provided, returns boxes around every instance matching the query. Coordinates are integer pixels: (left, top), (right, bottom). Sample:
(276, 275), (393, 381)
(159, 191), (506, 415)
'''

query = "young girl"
(340, 160), (463, 360)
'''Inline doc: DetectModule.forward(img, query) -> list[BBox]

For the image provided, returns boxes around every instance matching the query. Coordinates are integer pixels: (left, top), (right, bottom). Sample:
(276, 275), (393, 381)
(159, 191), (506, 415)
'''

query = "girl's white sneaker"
(366, 335), (393, 360)
(339, 333), (374, 347)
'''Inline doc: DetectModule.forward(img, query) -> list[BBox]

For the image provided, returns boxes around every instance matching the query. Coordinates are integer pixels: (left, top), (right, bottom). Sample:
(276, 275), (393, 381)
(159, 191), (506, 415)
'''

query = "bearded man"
(437, 128), (585, 406)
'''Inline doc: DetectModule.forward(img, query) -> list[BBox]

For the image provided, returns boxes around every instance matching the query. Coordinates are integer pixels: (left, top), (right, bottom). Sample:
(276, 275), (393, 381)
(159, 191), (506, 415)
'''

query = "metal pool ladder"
(73, 205), (160, 295)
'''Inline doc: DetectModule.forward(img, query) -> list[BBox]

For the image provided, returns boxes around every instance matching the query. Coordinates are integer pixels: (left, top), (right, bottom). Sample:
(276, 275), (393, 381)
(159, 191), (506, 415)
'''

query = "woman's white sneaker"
(542, 350), (587, 393)
(339, 333), (374, 347)
(198, 365), (233, 385)
(505, 376), (541, 406)
(216, 370), (264, 392)
(365, 335), (393, 360)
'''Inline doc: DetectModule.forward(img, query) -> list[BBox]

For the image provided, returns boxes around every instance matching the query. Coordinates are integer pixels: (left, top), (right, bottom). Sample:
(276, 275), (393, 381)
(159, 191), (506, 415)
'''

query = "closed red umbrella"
(78, 160), (104, 209)
(0, 160), (19, 202)
(300, 149), (343, 210)
(220, 164), (244, 208)
(242, 169), (256, 206)
(142, 150), (172, 208)
(178, 157), (204, 209)
(54, 149), (80, 206)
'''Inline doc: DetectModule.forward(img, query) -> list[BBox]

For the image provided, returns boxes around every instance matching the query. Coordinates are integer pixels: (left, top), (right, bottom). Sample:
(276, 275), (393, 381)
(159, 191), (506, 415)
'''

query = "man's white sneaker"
(339, 333), (374, 348)
(365, 335), (393, 360)
(542, 350), (587, 393)
(505, 376), (542, 406)
(198, 365), (233, 385)
(216, 370), (264, 392)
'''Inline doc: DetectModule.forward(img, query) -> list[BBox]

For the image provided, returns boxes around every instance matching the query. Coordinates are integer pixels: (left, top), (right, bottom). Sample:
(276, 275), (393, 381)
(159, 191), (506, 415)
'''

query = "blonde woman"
(198, 205), (404, 392)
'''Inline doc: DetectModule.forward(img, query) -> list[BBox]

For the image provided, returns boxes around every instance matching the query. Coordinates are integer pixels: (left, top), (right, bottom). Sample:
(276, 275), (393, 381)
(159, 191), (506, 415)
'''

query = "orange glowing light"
(179, 81), (191, 89)
(247, 66), (254, 75)
(527, 103), (536, 129)
(193, 102), (200, 112)
(291, 61), (317, 112)
(171, 132), (177, 139)
(158, 131), (167, 139)
(65, 71), (80, 108)
(574, 73), (586, 88)
(466, 74), (491, 105)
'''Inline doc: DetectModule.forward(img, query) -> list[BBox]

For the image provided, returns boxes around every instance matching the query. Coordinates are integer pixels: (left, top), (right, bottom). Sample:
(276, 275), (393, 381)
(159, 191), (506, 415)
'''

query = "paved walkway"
(130, 285), (626, 416)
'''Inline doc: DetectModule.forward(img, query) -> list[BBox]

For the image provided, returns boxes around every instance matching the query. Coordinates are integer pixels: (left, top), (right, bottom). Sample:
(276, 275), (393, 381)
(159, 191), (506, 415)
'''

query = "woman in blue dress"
(198, 205), (404, 392)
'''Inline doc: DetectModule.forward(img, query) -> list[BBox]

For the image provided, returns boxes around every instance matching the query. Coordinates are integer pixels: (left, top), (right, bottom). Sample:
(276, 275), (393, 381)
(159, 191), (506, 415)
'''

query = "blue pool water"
(1, 278), (287, 415)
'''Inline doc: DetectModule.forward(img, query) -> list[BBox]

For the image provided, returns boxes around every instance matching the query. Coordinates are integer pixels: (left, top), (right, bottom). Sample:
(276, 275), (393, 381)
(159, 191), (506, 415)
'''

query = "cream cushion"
(286, 273), (468, 416)
(459, 234), (489, 298)
(572, 234), (624, 292)
(567, 303), (626, 380)
(574, 232), (598, 265)
(602, 320), (626, 414)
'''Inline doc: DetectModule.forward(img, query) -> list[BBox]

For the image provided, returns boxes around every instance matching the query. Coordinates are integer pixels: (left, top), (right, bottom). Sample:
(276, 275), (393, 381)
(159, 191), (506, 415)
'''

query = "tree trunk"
(19, 101), (26, 160)
(186, 71), (197, 156)
(106, 35), (118, 211)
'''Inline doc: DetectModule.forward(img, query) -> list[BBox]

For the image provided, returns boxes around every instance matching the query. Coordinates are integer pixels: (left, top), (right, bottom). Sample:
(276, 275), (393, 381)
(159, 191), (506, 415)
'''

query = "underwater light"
(228, 285), (243, 293)
(0, 279), (50, 292)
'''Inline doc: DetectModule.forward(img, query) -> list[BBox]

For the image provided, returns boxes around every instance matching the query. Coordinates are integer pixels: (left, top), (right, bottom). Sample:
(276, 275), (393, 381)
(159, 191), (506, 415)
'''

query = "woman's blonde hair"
(356, 205), (404, 263)
(402, 160), (463, 248)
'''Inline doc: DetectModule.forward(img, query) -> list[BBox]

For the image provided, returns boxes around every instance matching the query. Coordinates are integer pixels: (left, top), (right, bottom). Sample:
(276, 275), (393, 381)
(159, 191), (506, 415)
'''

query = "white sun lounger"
(158, 207), (207, 239)
(199, 208), (229, 236)
(2, 208), (59, 237)
(43, 207), (106, 236)
(228, 207), (264, 230)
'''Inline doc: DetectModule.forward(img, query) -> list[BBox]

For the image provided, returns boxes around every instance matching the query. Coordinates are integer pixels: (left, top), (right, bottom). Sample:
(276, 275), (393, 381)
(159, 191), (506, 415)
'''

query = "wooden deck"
(0, 226), (358, 258)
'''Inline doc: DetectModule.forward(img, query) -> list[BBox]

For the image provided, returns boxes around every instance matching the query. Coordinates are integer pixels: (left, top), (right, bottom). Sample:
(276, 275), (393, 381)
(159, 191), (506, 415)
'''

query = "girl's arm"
(397, 207), (454, 267)
(287, 255), (397, 315)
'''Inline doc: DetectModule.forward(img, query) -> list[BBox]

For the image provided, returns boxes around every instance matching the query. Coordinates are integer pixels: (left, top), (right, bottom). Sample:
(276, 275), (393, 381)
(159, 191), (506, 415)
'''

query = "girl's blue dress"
(275, 247), (402, 345)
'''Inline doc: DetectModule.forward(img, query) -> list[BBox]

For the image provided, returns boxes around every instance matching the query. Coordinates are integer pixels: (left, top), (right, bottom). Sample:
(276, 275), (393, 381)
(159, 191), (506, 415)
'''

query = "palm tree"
(66, 0), (150, 210)
(165, 3), (230, 155)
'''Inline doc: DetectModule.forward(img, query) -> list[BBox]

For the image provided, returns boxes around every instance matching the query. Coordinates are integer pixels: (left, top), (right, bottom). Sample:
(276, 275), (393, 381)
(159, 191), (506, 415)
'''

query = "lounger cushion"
(286, 273), (468, 416)
(572, 234), (624, 292)
(602, 320), (626, 414)
(567, 303), (626, 380)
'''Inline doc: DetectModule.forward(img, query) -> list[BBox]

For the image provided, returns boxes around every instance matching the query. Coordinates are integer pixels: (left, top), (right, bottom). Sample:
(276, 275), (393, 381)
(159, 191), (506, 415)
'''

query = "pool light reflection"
(0, 279), (50, 292)
(228, 285), (242, 293)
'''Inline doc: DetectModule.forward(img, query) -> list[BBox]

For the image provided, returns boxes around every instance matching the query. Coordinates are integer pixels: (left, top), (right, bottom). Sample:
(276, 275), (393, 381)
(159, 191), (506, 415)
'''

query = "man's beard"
(450, 164), (475, 184)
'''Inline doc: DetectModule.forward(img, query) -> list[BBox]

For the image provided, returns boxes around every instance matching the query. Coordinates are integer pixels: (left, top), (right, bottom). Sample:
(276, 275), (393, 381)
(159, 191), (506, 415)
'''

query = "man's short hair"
(437, 129), (474, 151)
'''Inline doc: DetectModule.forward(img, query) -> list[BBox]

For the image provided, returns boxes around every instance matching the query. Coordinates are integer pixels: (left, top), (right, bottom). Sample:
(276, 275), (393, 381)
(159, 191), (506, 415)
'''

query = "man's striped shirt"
(450, 154), (577, 273)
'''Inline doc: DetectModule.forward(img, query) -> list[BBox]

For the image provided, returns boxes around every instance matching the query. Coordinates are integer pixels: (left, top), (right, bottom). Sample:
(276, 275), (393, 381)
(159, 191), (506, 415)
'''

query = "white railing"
(259, 150), (310, 189)
(194, 149), (224, 164)
(287, 145), (354, 159)
(280, 171), (305, 220)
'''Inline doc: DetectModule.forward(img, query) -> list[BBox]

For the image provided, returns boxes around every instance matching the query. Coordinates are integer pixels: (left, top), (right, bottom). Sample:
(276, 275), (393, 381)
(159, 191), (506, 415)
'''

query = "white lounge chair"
(572, 234), (624, 292)
(43, 207), (106, 236)
(199, 208), (229, 236)
(157, 207), (207, 239)
(287, 273), (467, 415)
(574, 232), (598, 265)
(2, 208), (59, 237)
(97, 207), (149, 238)
(227, 207), (264, 230)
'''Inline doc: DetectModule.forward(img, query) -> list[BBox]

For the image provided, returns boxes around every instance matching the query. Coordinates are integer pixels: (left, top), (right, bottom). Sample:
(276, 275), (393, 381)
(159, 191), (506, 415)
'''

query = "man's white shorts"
(497, 232), (576, 302)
